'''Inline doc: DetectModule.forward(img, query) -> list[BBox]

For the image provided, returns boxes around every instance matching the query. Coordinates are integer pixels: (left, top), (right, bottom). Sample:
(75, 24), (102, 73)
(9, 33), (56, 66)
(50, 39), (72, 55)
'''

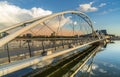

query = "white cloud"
(81, 64), (99, 72)
(99, 68), (107, 73)
(100, 8), (120, 15)
(73, 21), (77, 25)
(45, 15), (71, 29)
(99, 3), (106, 7)
(100, 11), (108, 14)
(0, 1), (52, 28)
(77, 2), (98, 12)
(93, 21), (96, 24)
(30, 7), (52, 18)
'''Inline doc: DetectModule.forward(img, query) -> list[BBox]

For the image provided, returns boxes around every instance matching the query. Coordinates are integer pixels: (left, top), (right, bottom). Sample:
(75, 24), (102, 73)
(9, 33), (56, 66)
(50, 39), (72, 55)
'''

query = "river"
(75, 41), (120, 77)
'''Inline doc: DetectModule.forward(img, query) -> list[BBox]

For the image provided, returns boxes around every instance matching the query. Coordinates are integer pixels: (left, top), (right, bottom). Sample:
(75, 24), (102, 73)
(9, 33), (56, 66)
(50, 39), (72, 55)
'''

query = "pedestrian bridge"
(0, 11), (105, 77)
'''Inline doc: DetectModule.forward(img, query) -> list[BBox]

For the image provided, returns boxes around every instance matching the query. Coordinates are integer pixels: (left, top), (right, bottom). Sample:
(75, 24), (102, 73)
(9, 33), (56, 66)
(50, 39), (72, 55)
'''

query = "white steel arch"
(0, 11), (96, 47)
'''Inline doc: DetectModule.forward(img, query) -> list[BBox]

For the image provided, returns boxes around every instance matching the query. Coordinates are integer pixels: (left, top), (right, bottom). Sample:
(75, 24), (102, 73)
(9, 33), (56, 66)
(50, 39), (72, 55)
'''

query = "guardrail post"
(42, 41), (45, 51)
(62, 40), (64, 48)
(19, 40), (22, 48)
(5, 43), (11, 63)
(27, 40), (32, 57)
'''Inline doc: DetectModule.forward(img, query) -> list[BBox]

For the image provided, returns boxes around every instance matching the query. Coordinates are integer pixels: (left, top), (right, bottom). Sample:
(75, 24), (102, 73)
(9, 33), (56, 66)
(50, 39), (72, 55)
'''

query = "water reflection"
(75, 51), (96, 77)
(75, 41), (120, 77)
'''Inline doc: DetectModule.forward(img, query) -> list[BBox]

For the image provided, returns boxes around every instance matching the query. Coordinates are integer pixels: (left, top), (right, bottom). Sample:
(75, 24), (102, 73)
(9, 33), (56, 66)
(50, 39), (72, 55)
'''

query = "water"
(76, 41), (120, 77)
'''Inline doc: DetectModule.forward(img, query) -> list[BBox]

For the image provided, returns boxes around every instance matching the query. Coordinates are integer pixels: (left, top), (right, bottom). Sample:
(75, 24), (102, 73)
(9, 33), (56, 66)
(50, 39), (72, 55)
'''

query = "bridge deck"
(24, 45), (97, 77)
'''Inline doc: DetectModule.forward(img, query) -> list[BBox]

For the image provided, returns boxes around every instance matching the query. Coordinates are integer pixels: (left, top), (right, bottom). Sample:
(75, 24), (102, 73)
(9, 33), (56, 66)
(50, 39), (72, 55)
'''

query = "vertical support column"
(5, 43), (11, 63)
(27, 40), (32, 57)
(68, 40), (71, 48)
(26, 33), (32, 57)
(49, 41), (51, 48)
(62, 40), (64, 48)
(67, 40), (69, 45)
(7, 43), (10, 63)
(53, 40), (56, 50)
(42, 41), (45, 52)
(79, 39), (81, 45)
(51, 32), (56, 50)
(19, 40), (22, 48)
(41, 41), (47, 56)
(32, 41), (34, 46)
(57, 41), (60, 48)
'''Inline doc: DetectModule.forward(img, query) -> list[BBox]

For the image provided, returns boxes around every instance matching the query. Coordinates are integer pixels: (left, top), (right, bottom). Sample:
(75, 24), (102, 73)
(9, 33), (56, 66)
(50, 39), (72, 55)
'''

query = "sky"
(0, 0), (120, 35)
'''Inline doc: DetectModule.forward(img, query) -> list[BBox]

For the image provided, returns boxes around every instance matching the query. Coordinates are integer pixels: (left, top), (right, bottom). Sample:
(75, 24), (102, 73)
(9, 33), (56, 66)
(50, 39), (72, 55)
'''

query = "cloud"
(45, 15), (71, 29)
(0, 1), (83, 36)
(99, 3), (106, 7)
(93, 21), (96, 24)
(73, 21), (77, 25)
(101, 11), (108, 14)
(0, 1), (52, 28)
(77, 2), (98, 12)
(100, 8), (120, 15)
(81, 64), (99, 72)
(99, 68), (107, 73)
(108, 8), (120, 12)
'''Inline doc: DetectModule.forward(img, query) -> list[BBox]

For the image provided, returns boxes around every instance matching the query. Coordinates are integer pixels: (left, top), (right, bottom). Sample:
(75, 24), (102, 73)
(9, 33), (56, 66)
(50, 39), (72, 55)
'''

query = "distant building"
(22, 33), (32, 38)
(50, 32), (55, 37)
(100, 30), (107, 35)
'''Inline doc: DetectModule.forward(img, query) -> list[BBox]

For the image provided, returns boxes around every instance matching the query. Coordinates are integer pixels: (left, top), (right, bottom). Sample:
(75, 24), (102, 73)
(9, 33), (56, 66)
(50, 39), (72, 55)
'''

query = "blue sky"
(0, 0), (120, 35)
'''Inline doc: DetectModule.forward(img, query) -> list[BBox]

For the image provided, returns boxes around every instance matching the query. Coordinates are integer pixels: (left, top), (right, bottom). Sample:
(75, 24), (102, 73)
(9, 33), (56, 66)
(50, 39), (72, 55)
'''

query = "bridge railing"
(0, 36), (100, 65)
